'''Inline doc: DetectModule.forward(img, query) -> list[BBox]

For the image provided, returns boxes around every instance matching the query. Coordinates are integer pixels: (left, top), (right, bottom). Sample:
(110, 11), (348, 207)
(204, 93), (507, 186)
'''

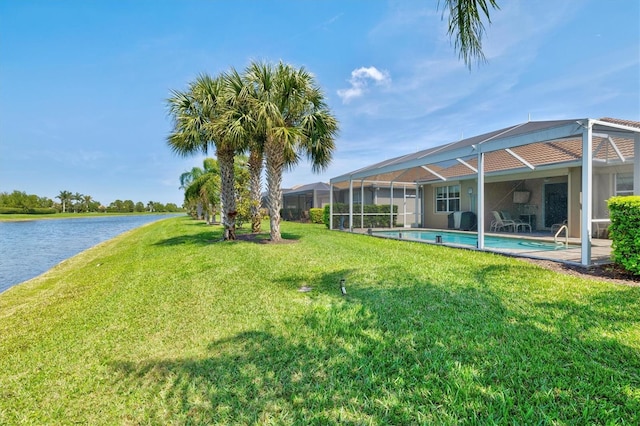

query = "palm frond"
(440, 0), (499, 69)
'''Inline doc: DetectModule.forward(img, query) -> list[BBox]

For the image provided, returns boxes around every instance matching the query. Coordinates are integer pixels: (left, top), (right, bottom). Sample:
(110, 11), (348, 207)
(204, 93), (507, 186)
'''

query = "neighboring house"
(329, 117), (640, 266)
(331, 181), (418, 227)
(281, 182), (330, 220)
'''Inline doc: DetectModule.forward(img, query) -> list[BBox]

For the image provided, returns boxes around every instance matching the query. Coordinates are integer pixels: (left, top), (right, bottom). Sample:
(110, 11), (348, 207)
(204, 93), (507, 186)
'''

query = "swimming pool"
(373, 230), (578, 252)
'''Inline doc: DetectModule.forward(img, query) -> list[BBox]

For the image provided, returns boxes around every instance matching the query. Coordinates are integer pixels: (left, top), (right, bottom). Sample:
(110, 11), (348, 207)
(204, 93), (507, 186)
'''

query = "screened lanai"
(329, 118), (640, 266)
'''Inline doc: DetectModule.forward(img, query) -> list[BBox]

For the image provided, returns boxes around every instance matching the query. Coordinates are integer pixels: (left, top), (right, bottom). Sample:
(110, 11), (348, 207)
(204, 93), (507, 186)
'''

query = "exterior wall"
(317, 193), (330, 208)
(592, 164), (634, 217)
(421, 171), (579, 232)
(422, 181), (475, 229)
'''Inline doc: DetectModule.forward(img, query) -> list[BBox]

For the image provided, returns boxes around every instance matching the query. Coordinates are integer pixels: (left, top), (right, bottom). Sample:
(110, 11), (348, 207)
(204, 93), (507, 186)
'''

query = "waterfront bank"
(0, 213), (181, 292)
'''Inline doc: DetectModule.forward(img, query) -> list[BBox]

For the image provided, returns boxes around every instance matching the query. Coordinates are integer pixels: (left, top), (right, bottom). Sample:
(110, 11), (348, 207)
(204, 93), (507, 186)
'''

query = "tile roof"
(332, 118), (640, 184)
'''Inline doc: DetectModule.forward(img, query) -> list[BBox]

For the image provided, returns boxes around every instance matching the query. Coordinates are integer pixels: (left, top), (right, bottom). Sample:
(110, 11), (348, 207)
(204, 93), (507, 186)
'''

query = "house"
(281, 182), (330, 220)
(329, 117), (640, 266)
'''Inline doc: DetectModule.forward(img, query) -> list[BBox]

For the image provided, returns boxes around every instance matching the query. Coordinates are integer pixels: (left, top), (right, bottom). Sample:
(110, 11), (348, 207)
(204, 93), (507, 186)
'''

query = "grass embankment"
(1, 217), (639, 424)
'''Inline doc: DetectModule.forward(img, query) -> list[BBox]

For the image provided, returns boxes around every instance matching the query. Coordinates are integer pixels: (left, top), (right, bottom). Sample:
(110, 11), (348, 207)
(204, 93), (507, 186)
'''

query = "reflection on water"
(0, 214), (180, 293)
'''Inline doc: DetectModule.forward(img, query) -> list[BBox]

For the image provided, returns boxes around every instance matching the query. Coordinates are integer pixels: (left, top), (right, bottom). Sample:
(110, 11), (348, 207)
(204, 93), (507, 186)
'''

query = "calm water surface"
(0, 214), (181, 293)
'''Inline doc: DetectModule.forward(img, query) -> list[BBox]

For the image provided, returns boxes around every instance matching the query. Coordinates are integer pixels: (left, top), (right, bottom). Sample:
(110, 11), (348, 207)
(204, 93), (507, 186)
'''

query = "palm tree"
(441, 0), (500, 68)
(245, 61), (339, 242)
(56, 190), (72, 213)
(181, 158), (221, 223)
(180, 163), (208, 219)
(167, 74), (239, 240)
(222, 68), (264, 233)
(71, 192), (84, 213)
(82, 195), (93, 212)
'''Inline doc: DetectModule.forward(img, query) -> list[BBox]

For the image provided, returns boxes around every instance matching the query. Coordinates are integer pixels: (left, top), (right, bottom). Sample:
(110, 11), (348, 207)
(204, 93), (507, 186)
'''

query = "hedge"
(323, 203), (398, 229)
(607, 195), (640, 275)
(0, 207), (57, 215)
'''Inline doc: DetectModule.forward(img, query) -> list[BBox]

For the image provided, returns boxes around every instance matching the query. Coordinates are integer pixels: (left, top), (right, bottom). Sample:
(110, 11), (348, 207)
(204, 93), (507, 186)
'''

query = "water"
(373, 230), (578, 251)
(0, 214), (181, 293)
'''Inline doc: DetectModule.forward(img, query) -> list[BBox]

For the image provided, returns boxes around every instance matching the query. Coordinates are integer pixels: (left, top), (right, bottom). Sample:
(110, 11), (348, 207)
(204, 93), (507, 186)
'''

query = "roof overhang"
(330, 119), (640, 185)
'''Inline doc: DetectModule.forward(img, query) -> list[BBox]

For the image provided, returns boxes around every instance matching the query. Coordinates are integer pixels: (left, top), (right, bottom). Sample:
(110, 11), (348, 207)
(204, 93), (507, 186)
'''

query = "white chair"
(491, 211), (515, 232)
(501, 211), (531, 233)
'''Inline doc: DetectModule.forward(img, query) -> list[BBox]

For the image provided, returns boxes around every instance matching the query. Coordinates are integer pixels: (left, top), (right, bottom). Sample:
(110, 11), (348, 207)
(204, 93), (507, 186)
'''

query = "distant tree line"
(0, 190), (182, 214)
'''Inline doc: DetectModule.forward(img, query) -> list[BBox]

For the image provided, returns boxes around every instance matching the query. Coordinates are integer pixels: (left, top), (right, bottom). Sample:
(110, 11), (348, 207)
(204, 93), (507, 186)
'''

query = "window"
(435, 184), (460, 212)
(616, 173), (633, 196)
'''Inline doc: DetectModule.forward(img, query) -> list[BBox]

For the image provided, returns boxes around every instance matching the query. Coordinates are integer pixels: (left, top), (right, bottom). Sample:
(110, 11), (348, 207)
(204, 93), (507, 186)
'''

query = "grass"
(1, 217), (639, 424)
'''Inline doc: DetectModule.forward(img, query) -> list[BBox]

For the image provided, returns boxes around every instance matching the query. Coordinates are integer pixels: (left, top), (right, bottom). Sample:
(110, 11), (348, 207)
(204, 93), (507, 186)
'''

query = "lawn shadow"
(234, 230), (301, 244)
(153, 221), (224, 246)
(154, 223), (302, 247)
(109, 262), (640, 423)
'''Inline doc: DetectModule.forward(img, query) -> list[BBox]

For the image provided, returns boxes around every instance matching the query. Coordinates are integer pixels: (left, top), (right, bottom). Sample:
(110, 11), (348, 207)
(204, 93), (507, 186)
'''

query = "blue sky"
(1, 0), (638, 205)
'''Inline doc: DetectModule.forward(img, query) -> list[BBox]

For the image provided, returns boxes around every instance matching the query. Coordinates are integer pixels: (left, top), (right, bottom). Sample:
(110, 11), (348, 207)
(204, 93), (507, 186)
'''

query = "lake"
(0, 214), (181, 294)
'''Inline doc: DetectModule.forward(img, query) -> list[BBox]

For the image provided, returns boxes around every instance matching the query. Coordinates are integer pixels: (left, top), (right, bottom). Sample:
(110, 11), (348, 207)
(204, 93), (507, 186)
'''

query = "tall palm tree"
(167, 73), (238, 240)
(246, 61), (339, 242)
(71, 192), (83, 213)
(246, 137), (265, 233)
(82, 195), (93, 212)
(441, 0), (500, 68)
(56, 190), (72, 213)
(223, 68), (264, 233)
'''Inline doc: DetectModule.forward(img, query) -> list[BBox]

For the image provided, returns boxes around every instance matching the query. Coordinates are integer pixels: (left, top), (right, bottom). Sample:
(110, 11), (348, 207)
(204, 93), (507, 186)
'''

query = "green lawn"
(1, 217), (639, 424)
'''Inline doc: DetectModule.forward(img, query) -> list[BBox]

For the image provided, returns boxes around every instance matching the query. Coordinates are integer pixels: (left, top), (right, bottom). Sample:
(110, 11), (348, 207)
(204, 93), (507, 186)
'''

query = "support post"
(390, 183), (394, 228)
(329, 184), (334, 230)
(361, 180), (365, 229)
(348, 179), (354, 231)
(477, 152), (485, 249)
(415, 185), (420, 227)
(581, 121), (593, 265)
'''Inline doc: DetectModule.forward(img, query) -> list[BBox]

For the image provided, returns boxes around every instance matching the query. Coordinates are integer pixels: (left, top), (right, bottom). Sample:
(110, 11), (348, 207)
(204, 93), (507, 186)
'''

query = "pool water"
(373, 230), (577, 251)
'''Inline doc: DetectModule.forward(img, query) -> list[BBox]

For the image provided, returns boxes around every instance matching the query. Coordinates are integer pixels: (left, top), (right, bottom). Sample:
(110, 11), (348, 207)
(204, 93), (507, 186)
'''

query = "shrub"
(607, 196), (640, 275)
(323, 203), (397, 229)
(309, 208), (324, 224)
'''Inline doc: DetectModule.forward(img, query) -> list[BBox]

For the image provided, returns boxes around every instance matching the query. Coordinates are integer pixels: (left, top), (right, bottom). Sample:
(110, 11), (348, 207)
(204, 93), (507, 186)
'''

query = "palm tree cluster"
(55, 190), (98, 213)
(167, 61), (339, 242)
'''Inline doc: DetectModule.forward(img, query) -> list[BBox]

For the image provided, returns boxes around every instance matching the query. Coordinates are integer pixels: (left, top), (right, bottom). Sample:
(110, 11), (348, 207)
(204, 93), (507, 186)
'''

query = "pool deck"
(353, 228), (613, 268)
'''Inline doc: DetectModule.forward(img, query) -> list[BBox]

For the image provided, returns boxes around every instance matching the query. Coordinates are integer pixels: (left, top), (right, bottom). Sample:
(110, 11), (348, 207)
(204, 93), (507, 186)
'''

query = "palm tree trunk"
(265, 138), (284, 242)
(218, 148), (237, 240)
(248, 149), (263, 233)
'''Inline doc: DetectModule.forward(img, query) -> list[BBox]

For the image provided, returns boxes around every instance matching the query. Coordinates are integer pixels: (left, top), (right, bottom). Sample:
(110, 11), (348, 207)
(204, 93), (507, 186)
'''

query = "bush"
(323, 203), (397, 229)
(607, 196), (640, 275)
(309, 208), (324, 224)
(0, 207), (57, 215)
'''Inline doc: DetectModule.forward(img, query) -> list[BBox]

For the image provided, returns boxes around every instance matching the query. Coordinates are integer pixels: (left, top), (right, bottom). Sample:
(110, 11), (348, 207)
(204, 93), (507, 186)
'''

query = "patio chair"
(551, 219), (567, 234)
(491, 211), (515, 232)
(500, 211), (531, 233)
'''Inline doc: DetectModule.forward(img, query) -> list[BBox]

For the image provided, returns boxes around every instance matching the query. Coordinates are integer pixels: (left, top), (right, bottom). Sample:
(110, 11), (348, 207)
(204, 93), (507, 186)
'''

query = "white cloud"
(337, 66), (391, 103)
